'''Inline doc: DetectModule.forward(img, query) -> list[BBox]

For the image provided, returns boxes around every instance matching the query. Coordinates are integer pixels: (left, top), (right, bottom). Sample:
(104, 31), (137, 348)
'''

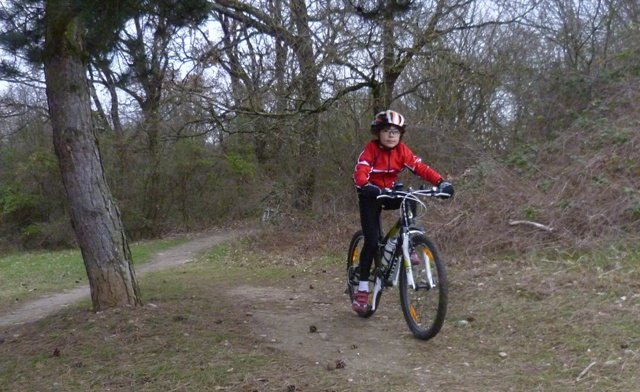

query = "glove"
(360, 183), (381, 197)
(437, 181), (454, 198)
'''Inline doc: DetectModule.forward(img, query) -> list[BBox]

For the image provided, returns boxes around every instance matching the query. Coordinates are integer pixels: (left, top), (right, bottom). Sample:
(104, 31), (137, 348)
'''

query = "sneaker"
(352, 291), (369, 314)
(410, 252), (421, 266)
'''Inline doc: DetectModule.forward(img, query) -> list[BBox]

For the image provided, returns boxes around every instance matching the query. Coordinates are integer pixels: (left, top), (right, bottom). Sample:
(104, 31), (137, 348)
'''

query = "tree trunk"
(381, 10), (398, 109)
(290, 0), (321, 209)
(43, 0), (141, 311)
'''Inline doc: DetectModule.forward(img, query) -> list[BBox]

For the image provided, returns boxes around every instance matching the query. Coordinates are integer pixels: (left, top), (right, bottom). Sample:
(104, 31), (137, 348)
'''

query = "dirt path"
(221, 265), (475, 391)
(0, 230), (242, 328)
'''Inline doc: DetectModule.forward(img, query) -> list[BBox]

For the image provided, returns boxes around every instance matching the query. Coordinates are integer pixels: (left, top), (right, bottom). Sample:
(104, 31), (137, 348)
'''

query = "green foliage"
(523, 206), (539, 220)
(605, 48), (640, 79)
(597, 127), (632, 146)
(0, 185), (38, 217)
(2, 0), (639, 255)
(20, 223), (42, 239)
(628, 201), (640, 220)
(0, 112), (68, 250)
(225, 152), (256, 179)
(504, 144), (538, 174)
(537, 179), (552, 193)
(152, 0), (212, 27)
(591, 175), (607, 186)
(0, 0), (211, 66)
(558, 199), (576, 211)
(121, 209), (154, 240)
(80, 0), (140, 55)
(0, 30), (32, 52)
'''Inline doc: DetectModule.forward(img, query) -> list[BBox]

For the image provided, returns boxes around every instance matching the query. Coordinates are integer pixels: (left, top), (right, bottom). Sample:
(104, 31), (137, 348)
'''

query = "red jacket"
(353, 140), (443, 189)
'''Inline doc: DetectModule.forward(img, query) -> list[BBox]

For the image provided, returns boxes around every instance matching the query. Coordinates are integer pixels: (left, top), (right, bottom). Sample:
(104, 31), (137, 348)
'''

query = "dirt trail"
(224, 270), (464, 391)
(0, 230), (242, 327)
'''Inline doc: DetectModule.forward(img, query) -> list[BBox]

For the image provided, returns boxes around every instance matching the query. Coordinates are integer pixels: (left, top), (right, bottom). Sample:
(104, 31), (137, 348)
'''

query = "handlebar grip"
(376, 189), (395, 198)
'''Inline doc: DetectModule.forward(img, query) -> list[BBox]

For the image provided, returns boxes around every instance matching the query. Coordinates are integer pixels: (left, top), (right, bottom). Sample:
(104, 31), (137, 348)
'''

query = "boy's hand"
(437, 181), (454, 198)
(361, 183), (381, 196)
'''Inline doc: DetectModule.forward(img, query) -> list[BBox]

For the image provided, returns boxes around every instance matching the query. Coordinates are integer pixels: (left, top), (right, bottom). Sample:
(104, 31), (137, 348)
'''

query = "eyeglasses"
(381, 129), (401, 136)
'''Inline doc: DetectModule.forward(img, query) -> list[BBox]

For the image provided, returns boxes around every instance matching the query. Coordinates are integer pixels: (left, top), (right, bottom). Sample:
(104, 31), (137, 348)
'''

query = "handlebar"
(376, 187), (452, 200)
(375, 186), (451, 221)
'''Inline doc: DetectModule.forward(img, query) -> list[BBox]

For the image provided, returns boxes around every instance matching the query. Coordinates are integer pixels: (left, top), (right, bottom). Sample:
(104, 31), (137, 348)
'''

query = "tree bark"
(43, 0), (141, 311)
(290, 0), (321, 209)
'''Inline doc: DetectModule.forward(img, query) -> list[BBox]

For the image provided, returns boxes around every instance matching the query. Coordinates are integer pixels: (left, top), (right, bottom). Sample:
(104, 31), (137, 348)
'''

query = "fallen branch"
(508, 220), (555, 233)
(576, 361), (597, 382)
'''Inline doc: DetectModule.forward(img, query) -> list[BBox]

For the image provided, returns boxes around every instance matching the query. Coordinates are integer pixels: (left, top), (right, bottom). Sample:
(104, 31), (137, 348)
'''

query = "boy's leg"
(357, 194), (381, 285)
(353, 194), (381, 313)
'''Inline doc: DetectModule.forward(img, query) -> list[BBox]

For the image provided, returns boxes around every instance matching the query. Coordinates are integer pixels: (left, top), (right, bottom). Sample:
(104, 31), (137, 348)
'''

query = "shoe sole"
(352, 303), (369, 314)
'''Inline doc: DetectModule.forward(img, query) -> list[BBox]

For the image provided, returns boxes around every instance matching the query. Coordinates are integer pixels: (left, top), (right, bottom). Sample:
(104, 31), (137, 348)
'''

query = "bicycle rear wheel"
(346, 230), (380, 318)
(399, 234), (448, 340)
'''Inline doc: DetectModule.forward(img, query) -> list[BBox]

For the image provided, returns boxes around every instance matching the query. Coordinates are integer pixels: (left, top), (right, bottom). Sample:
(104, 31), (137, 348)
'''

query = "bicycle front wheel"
(399, 234), (448, 340)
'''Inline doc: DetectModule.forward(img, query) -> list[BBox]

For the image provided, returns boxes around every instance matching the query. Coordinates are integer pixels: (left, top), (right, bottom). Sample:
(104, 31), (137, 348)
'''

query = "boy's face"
(378, 126), (402, 148)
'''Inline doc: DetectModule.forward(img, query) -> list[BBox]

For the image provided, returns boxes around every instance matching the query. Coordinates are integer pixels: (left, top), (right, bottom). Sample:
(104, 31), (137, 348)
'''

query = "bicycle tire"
(399, 234), (448, 340)
(346, 230), (381, 318)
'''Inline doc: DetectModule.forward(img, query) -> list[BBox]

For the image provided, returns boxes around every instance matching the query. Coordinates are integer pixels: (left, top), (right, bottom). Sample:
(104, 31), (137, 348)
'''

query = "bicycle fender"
(408, 225), (426, 234)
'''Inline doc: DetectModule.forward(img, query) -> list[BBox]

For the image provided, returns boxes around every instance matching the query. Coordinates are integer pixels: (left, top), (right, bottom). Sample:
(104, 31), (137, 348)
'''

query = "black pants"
(357, 193), (401, 282)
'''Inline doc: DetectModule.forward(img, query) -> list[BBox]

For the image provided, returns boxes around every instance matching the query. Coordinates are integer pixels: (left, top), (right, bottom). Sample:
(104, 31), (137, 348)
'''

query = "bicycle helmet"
(370, 109), (406, 134)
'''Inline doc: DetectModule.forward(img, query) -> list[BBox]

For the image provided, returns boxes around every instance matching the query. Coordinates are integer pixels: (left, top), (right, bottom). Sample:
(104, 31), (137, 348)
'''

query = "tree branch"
(508, 220), (555, 233)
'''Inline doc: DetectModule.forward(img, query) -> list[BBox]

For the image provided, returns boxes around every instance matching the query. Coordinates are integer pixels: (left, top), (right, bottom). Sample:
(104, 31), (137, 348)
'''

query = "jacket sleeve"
(353, 142), (376, 188)
(401, 144), (443, 186)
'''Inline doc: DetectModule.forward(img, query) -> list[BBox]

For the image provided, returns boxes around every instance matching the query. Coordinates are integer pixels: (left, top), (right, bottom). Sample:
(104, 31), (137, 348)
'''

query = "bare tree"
(208, 0), (322, 208)
(88, 3), (211, 233)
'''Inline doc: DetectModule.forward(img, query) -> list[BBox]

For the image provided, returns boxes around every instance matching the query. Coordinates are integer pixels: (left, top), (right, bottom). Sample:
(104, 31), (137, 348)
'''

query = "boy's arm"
(402, 145), (443, 185)
(353, 143), (376, 188)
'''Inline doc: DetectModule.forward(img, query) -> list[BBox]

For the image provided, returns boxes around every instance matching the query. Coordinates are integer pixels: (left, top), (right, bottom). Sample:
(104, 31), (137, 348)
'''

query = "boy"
(352, 109), (453, 314)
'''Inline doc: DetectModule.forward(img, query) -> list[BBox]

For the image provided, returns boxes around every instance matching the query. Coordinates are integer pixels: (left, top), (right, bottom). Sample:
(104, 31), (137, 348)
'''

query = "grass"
(0, 235), (351, 392)
(438, 241), (640, 391)
(1, 228), (639, 391)
(0, 237), (187, 312)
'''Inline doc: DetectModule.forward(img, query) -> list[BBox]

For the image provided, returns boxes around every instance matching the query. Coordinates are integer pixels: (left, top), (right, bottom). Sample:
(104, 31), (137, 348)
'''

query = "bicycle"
(346, 184), (451, 340)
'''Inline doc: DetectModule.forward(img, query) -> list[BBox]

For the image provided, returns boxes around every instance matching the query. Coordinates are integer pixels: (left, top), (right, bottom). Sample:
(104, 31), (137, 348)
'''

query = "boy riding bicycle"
(352, 109), (453, 314)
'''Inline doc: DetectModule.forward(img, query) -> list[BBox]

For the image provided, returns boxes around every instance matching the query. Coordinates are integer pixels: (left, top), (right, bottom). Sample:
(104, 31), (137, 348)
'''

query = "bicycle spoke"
(409, 304), (419, 322)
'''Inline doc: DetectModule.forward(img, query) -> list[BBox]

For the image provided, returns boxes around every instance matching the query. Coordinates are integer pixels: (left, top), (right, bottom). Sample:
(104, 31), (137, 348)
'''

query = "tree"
(43, 0), (142, 310)
(87, 1), (211, 233)
(0, 85), (71, 249)
(209, 0), (322, 209)
(1, 0), (142, 310)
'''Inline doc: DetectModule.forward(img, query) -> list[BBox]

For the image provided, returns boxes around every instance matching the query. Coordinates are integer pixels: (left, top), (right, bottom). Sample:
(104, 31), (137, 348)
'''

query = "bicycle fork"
(371, 276), (383, 311)
(401, 232), (416, 289)
(371, 232), (437, 311)
(382, 232), (417, 290)
(401, 231), (436, 290)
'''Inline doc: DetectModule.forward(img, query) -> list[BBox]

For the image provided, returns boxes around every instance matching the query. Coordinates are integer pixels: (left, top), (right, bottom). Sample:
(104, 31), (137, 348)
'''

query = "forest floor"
(1, 225), (639, 391)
